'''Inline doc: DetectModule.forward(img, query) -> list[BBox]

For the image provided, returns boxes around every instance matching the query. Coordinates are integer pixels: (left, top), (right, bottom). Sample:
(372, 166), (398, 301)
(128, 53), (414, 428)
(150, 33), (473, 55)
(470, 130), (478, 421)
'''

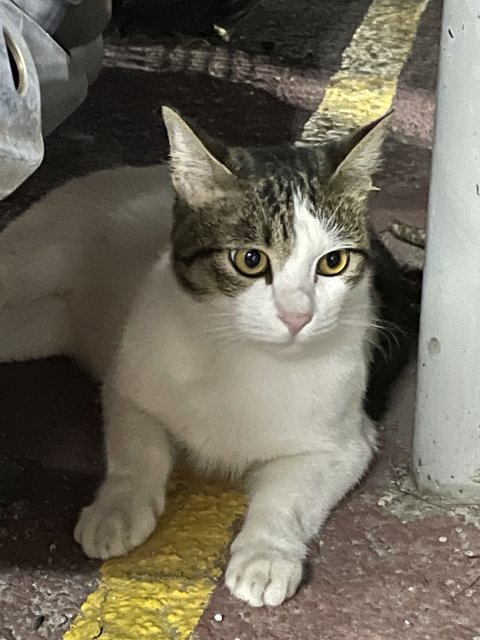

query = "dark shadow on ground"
(111, 0), (373, 71)
(0, 358), (102, 570)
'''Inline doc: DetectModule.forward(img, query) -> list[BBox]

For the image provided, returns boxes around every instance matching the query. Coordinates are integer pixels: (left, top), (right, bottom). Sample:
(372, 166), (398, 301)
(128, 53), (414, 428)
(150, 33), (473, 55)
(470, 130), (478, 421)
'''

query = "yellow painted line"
(65, 2), (428, 638)
(65, 475), (245, 639)
(302, 0), (430, 140)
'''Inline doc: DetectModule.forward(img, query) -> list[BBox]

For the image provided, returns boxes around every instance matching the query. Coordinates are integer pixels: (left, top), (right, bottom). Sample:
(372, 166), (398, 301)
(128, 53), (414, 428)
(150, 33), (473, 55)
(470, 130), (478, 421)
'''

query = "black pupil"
(245, 250), (261, 269)
(326, 251), (341, 268)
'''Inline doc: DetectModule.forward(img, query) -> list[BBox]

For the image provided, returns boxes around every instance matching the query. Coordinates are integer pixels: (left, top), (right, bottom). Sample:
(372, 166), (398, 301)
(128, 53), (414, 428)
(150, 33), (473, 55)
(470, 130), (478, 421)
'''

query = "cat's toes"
(74, 490), (161, 559)
(225, 548), (303, 607)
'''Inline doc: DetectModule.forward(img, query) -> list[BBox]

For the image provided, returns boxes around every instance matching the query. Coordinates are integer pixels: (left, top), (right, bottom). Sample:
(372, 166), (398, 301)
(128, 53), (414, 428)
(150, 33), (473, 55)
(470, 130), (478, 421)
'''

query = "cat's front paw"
(225, 547), (303, 607)
(74, 481), (163, 559)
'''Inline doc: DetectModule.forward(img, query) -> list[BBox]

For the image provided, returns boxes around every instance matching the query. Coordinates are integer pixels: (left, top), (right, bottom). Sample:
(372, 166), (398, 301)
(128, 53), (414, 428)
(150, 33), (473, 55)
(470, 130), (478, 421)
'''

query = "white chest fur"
(113, 261), (369, 476)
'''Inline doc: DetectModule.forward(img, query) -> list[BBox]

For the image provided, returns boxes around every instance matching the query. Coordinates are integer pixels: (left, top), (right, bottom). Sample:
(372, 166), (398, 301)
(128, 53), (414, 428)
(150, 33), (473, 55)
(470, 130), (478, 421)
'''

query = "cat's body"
(0, 109), (411, 606)
(0, 164), (174, 377)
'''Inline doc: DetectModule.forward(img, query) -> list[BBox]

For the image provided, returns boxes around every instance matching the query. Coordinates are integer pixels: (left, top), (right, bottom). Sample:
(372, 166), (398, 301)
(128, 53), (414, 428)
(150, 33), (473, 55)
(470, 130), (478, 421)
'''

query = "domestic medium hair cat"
(0, 108), (413, 606)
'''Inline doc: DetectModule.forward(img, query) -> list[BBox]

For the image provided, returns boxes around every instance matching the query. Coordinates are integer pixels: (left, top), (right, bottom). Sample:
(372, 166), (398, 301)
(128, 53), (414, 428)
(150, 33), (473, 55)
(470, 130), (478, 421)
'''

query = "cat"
(0, 107), (414, 607)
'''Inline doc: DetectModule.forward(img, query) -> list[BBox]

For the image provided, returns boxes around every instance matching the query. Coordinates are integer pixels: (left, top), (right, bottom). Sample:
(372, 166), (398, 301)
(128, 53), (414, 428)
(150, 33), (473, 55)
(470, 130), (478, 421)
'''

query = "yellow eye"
(317, 249), (350, 277)
(230, 249), (269, 277)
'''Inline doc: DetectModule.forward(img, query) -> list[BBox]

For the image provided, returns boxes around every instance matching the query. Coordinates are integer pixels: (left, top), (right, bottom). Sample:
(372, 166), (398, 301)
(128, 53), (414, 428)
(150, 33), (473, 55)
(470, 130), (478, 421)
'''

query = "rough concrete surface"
(0, 0), (479, 638)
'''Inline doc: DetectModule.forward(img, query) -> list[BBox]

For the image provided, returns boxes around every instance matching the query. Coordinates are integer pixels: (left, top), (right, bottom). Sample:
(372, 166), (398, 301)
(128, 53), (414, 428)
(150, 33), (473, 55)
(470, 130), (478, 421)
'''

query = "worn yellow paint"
(65, 1), (428, 638)
(64, 476), (245, 640)
(302, 0), (429, 140)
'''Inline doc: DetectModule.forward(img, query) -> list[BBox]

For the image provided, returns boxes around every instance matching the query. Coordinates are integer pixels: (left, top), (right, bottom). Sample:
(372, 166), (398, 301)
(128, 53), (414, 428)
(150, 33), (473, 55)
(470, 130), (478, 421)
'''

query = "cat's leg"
(74, 389), (172, 559)
(0, 209), (77, 361)
(0, 209), (77, 306)
(225, 421), (375, 607)
(0, 295), (70, 361)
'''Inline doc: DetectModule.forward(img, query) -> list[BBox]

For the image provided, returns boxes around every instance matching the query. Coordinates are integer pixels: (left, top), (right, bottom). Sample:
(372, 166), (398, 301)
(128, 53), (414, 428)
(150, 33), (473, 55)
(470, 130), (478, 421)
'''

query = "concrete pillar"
(413, 0), (480, 501)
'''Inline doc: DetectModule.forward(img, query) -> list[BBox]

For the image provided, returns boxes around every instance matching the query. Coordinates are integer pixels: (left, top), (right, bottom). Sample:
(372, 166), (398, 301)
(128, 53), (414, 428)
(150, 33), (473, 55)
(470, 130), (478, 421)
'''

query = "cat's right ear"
(162, 106), (239, 207)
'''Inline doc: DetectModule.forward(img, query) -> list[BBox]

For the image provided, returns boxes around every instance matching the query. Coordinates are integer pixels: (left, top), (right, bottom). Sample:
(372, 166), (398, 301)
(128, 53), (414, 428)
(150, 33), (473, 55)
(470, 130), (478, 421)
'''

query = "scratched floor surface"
(0, 0), (479, 638)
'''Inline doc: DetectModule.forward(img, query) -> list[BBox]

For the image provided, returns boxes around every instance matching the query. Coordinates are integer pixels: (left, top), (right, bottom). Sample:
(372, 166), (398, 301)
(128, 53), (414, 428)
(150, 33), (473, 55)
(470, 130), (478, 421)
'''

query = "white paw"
(225, 547), (303, 607)
(74, 480), (163, 559)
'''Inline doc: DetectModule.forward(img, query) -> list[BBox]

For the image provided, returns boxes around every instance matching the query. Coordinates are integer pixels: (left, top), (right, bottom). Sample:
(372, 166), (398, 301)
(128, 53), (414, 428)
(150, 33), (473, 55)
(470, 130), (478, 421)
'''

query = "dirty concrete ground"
(0, 0), (479, 638)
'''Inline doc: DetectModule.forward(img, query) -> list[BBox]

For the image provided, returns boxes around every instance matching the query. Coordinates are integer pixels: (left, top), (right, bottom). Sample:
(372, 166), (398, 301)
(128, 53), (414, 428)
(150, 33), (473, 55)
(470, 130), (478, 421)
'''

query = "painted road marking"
(65, 1), (429, 637)
(65, 475), (245, 639)
(302, 0), (430, 140)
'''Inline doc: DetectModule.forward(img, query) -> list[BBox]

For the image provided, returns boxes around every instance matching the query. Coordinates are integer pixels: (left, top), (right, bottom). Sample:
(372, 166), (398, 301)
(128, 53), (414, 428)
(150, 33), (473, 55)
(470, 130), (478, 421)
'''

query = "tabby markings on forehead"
(252, 177), (295, 249)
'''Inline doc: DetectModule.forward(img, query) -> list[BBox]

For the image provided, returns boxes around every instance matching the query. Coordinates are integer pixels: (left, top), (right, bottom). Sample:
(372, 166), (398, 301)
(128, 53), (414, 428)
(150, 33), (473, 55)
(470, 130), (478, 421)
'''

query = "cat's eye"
(316, 249), (350, 277)
(230, 249), (269, 277)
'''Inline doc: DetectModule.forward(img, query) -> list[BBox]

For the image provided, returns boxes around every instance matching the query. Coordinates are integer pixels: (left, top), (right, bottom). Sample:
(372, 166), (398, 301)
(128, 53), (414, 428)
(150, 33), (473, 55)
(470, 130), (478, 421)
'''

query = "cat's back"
(1, 163), (174, 260)
(69, 163), (174, 251)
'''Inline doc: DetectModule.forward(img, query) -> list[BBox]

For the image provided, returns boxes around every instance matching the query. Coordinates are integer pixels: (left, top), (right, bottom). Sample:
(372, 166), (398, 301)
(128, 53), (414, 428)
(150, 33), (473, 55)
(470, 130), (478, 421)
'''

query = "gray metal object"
(413, 0), (480, 502)
(0, 0), (111, 200)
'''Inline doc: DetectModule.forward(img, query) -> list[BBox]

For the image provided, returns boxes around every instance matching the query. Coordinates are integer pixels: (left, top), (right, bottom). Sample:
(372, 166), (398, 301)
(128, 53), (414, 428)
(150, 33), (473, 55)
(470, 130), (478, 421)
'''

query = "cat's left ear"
(327, 111), (393, 193)
(162, 106), (239, 207)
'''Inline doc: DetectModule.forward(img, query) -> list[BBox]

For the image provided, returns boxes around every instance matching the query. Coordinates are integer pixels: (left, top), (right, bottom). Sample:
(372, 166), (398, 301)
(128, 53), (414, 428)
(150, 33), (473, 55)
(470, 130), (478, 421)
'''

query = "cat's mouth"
(225, 314), (343, 349)
(244, 326), (324, 350)
(268, 320), (340, 348)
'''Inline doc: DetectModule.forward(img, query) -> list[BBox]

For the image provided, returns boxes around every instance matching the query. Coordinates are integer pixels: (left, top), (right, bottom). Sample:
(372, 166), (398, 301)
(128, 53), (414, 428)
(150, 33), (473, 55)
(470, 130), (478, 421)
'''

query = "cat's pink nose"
(278, 312), (313, 336)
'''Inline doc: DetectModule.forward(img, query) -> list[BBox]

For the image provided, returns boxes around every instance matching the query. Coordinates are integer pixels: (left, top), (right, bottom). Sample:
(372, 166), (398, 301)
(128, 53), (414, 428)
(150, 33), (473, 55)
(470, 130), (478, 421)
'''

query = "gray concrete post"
(413, 0), (480, 501)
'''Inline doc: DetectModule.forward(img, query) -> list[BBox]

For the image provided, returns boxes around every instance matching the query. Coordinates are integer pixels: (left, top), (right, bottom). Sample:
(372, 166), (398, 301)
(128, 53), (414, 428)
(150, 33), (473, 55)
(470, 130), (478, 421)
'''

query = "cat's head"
(162, 106), (390, 347)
